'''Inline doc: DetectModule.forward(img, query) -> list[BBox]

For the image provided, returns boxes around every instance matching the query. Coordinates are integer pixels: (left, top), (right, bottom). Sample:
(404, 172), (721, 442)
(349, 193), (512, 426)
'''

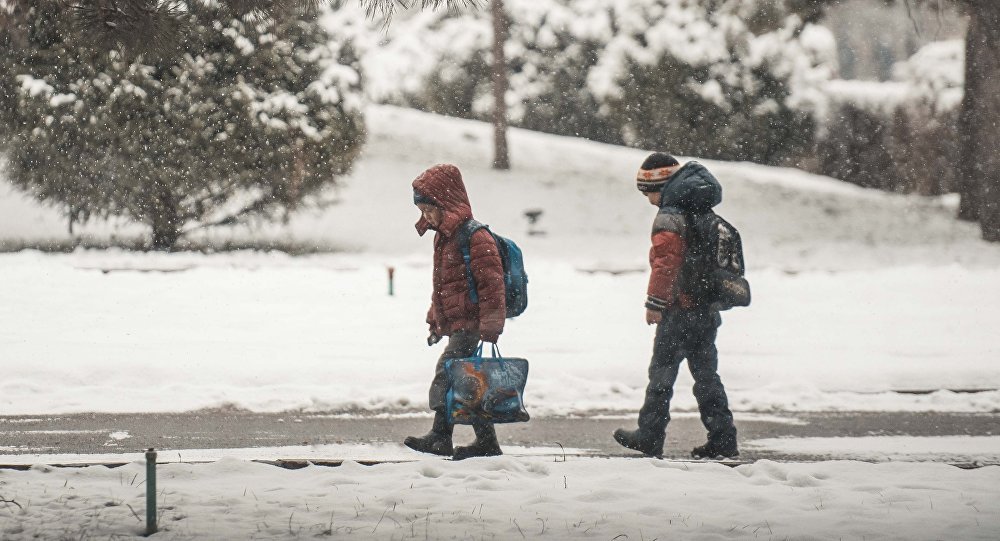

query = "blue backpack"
(456, 219), (528, 318)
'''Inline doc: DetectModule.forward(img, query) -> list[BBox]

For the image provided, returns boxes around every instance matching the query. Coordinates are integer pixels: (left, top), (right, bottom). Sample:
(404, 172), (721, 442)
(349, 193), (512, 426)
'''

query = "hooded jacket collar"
(412, 164), (474, 237)
(659, 161), (723, 213)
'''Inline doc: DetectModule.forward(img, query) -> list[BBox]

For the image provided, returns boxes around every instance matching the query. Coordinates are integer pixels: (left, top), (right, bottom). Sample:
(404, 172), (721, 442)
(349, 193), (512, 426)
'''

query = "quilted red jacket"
(413, 164), (506, 342)
(645, 161), (723, 312)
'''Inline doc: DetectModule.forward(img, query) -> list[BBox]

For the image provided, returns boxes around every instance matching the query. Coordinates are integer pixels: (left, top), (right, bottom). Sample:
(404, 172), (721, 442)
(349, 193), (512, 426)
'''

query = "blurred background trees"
(792, 0), (1000, 241)
(2, 0), (999, 243)
(367, 0), (829, 167)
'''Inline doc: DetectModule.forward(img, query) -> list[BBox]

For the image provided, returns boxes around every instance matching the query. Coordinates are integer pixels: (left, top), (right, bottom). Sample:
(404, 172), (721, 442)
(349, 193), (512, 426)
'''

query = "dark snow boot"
(691, 440), (739, 460)
(404, 411), (453, 456)
(613, 428), (664, 457)
(453, 423), (502, 461)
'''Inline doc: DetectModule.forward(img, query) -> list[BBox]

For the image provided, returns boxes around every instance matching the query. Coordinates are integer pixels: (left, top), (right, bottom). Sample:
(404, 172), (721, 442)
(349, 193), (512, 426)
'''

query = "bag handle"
(476, 341), (502, 359)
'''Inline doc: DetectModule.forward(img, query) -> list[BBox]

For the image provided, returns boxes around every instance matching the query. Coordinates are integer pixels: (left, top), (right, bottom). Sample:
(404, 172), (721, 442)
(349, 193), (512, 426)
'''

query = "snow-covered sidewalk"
(1, 455), (997, 540)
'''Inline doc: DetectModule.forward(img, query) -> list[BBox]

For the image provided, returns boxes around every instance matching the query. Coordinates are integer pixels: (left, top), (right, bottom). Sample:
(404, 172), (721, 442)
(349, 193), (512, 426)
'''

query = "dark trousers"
(428, 330), (480, 412)
(638, 308), (737, 446)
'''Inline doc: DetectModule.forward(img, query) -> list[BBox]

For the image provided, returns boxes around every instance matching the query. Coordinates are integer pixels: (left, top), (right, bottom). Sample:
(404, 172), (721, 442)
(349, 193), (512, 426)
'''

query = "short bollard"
(145, 448), (157, 535)
(387, 266), (395, 296)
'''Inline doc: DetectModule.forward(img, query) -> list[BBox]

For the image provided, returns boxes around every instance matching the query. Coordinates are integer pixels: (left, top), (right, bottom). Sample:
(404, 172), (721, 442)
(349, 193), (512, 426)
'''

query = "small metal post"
(387, 266), (395, 296)
(145, 448), (157, 535)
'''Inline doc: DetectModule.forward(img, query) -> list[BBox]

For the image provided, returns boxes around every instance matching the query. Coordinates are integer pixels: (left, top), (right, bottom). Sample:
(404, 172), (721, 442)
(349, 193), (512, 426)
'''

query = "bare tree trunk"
(959, 2), (1000, 240)
(958, 0), (1000, 234)
(150, 188), (181, 250)
(491, 0), (510, 170)
(956, 8), (981, 221)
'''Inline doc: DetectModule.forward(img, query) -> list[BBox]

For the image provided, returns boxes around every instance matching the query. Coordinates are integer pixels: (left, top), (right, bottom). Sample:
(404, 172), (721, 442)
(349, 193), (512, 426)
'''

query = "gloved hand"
(427, 332), (441, 346)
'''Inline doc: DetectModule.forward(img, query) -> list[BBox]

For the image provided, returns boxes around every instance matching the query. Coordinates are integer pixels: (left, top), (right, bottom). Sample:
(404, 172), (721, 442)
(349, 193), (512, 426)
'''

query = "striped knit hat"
(636, 152), (680, 193)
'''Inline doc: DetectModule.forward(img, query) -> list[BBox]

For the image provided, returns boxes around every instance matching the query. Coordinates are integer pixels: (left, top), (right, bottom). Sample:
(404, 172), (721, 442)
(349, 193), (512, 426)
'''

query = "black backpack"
(682, 212), (751, 311)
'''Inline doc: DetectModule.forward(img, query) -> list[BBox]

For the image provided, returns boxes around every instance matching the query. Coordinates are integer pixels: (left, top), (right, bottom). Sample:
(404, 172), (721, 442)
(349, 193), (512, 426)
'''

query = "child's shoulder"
(455, 219), (488, 243)
(454, 221), (498, 253)
(652, 207), (686, 234)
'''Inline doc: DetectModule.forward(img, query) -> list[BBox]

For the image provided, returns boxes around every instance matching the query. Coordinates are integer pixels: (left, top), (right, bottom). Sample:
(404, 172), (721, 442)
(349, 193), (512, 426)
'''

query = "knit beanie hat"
(636, 152), (680, 193)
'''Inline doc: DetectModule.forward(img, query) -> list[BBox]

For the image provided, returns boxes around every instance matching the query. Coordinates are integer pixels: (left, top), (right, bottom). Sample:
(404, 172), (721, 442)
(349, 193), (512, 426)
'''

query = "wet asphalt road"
(1, 410), (997, 465)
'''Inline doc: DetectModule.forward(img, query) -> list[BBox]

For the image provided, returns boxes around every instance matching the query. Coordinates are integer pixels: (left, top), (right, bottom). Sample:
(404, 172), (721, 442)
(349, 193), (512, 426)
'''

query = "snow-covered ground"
(2, 106), (999, 539)
(2, 106), (999, 416)
(1, 455), (997, 540)
(1, 250), (999, 416)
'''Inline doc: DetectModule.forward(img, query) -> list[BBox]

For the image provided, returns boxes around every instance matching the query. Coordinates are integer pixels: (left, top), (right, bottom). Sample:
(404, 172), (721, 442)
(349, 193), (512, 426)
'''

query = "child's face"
(417, 203), (443, 228)
(645, 191), (662, 207)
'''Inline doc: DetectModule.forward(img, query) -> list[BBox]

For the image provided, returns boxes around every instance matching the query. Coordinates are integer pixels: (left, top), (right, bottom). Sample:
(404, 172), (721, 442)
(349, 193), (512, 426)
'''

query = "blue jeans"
(638, 308), (737, 446)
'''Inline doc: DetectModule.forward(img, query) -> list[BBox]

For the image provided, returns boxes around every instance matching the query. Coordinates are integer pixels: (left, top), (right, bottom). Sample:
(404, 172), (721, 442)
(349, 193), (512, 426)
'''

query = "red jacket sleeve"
(468, 229), (506, 342)
(646, 229), (686, 311)
(426, 303), (440, 334)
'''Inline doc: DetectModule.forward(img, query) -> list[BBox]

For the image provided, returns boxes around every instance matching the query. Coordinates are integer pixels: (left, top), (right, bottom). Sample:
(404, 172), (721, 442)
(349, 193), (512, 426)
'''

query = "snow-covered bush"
(338, 0), (836, 165)
(1, 4), (365, 249)
(891, 39), (964, 113)
(815, 40), (963, 195)
(592, 0), (834, 165)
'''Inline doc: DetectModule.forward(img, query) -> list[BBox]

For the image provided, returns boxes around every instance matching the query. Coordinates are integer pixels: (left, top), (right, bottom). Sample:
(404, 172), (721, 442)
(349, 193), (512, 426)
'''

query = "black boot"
(453, 422), (502, 460)
(691, 439), (739, 459)
(404, 411), (453, 456)
(613, 428), (664, 457)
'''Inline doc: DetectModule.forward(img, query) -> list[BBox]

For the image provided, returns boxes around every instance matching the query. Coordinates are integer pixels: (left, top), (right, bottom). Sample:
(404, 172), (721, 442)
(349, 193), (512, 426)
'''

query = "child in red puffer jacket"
(404, 163), (506, 460)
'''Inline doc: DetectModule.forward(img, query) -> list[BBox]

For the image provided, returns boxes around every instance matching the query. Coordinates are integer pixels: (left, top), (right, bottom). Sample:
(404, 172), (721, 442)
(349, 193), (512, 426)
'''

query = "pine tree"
(1, 3), (364, 249)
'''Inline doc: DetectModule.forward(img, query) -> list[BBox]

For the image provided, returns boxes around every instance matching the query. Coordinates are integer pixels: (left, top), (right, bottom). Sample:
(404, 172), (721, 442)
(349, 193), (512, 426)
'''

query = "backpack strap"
(681, 211), (714, 303)
(456, 219), (488, 304)
(684, 210), (717, 251)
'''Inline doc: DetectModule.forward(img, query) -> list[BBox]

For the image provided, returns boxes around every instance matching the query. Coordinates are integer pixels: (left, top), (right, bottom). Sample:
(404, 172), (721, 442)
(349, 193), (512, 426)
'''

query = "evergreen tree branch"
(353, 0), (479, 24)
(180, 195), (277, 232)
(68, 0), (187, 54)
(3, 0), (477, 55)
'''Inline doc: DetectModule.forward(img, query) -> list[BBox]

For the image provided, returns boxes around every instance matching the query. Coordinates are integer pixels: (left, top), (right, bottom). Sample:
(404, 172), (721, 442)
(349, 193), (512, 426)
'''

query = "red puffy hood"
(412, 164), (474, 237)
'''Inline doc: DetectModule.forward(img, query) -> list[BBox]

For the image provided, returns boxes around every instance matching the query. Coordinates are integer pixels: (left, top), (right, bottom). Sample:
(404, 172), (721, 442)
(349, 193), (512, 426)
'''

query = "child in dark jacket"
(404, 164), (507, 460)
(614, 152), (739, 459)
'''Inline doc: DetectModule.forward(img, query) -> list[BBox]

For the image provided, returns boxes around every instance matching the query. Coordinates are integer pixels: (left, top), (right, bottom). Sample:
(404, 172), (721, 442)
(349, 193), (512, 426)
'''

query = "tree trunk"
(959, 2), (1000, 240)
(150, 188), (181, 251)
(957, 2), (1000, 238)
(151, 218), (180, 250)
(956, 9), (981, 221)
(491, 0), (510, 171)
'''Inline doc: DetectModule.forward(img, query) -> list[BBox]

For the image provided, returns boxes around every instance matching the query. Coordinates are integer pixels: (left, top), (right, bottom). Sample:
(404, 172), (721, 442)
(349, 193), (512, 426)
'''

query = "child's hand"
(645, 308), (663, 325)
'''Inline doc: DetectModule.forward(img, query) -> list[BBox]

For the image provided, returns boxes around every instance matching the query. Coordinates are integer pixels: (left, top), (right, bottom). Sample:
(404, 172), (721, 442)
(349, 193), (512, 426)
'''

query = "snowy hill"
(4, 105), (996, 270)
(1, 106), (999, 416)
